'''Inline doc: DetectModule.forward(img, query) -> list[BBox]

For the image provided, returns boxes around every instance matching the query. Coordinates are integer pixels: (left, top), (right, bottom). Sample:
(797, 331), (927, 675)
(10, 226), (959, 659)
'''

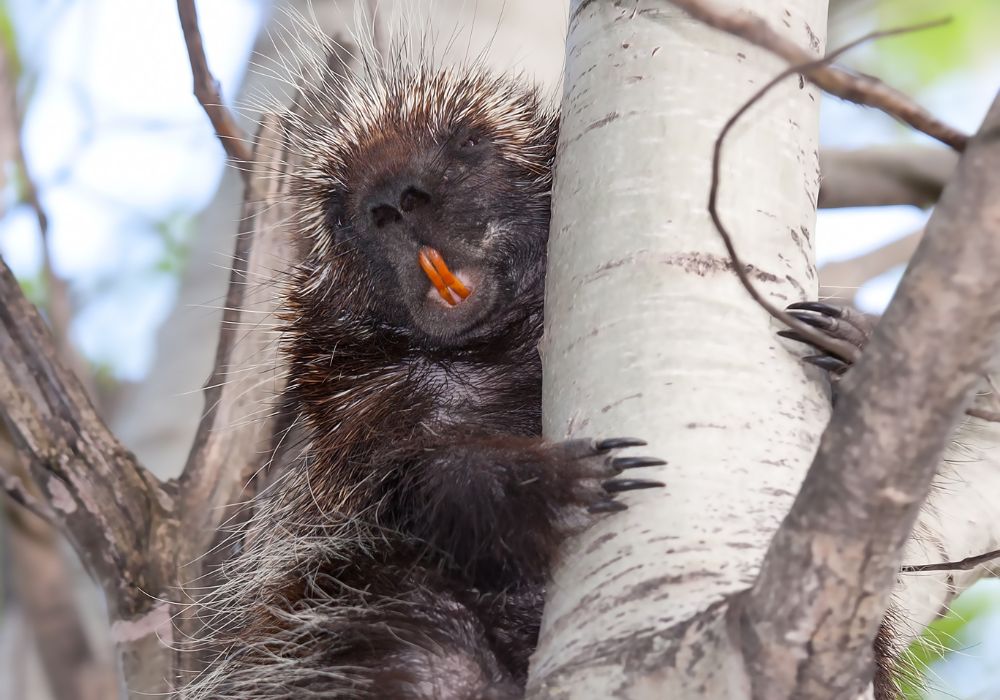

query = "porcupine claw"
(419, 246), (471, 305)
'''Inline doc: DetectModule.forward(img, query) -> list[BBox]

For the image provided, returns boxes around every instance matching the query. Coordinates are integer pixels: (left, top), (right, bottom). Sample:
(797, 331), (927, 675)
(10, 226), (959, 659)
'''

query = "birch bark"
(531, 0), (829, 696)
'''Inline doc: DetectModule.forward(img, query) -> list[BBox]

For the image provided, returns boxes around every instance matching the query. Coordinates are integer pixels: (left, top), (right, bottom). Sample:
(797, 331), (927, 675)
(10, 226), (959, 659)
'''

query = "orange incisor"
(419, 246), (471, 306)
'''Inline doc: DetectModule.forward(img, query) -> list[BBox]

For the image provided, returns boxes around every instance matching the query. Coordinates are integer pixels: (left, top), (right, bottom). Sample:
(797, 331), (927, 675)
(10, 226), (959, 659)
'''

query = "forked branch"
(664, 0), (968, 150)
(0, 259), (171, 617)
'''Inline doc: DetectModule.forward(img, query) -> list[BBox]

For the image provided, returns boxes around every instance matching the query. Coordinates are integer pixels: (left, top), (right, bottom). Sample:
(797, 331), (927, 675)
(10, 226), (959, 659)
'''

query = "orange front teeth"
(419, 246), (471, 306)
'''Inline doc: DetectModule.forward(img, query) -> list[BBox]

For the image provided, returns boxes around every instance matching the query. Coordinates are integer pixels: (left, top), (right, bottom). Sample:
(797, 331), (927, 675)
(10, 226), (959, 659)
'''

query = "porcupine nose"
(368, 176), (433, 230)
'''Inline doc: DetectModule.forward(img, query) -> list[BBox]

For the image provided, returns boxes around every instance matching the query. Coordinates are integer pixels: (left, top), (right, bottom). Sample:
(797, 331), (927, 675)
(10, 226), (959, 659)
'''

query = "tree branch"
(664, 0), (968, 151)
(177, 112), (297, 563)
(739, 91), (1000, 700)
(3, 493), (121, 700)
(176, 0), (252, 171)
(819, 146), (958, 209)
(901, 547), (1000, 574)
(704, 31), (924, 365)
(0, 258), (170, 617)
(176, 37), (360, 561)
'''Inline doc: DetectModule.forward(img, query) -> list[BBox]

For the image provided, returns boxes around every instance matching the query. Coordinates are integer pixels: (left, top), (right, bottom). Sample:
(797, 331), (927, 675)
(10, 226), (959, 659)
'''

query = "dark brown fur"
(182, 54), (666, 700)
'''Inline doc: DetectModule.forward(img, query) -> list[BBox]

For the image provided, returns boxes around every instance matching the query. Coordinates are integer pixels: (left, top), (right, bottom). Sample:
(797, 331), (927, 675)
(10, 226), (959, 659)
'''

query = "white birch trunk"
(530, 0), (829, 696)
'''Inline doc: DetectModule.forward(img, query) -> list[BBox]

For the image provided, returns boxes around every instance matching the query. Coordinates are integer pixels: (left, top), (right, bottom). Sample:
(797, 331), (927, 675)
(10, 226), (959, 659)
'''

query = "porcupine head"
(273, 14), (560, 353)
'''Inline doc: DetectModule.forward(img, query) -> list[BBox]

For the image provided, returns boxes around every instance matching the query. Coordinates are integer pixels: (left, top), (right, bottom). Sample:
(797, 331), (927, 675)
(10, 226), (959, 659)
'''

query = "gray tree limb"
(819, 146), (958, 209)
(739, 90), (1000, 700)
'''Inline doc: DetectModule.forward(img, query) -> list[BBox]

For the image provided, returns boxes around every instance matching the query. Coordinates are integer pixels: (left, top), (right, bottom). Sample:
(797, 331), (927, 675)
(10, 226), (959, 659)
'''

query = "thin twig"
(902, 547), (1000, 573)
(176, 0), (253, 173)
(0, 255), (165, 607)
(8, 68), (87, 382)
(707, 25), (940, 361)
(665, 0), (967, 151)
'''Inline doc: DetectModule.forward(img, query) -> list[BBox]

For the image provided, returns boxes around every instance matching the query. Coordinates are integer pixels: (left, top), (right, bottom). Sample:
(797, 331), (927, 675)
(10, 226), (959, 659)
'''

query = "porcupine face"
(289, 64), (558, 348)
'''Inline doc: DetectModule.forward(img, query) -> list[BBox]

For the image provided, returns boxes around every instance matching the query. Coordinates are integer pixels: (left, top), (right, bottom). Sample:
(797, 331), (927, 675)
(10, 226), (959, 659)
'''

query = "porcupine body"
(182, 32), (665, 700)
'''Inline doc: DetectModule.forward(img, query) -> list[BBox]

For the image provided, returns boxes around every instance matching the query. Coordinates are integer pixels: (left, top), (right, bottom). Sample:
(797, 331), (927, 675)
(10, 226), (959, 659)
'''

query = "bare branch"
(819, 146), (958, 209)
(664, 0), (968, 151)
(177, 112), (297, 558)
(177, 39), (361, 559)
(3, 491), (121, 700)
(2, 37), (94, 395)
(739, 91), (1000, 699)
(901, 547), (1000, 574)
(704, 30), (925, 364)
(176, 0), (253, 171)
(0, 41), (16, 193)
(1, 37), (119, 700)
(0, 257), (170, 617)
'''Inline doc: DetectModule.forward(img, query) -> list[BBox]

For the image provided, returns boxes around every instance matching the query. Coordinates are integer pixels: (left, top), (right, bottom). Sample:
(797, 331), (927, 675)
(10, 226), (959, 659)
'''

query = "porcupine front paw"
(542, 437), (665, 514)
(396, 435), (664, 581)
(778, 301), (876, 381)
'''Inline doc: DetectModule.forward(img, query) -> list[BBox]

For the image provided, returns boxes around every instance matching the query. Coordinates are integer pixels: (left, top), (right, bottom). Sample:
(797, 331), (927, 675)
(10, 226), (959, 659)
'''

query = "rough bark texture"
(530, 1), (829, 697)
(0, 99), (301, 700)
(176, 112), (296, 564)
(0, 257), (180, 697)
(2, 0), (997, 697)
(740, 92), (1000, 700)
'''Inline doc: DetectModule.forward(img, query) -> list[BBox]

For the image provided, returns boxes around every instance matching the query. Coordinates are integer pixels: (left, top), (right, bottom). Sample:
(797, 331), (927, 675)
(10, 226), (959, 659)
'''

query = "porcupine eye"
(455, 127), (489, 152)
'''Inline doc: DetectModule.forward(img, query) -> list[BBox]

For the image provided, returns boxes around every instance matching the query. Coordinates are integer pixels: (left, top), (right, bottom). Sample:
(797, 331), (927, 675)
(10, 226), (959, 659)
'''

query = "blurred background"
(0, 0), (997, 698)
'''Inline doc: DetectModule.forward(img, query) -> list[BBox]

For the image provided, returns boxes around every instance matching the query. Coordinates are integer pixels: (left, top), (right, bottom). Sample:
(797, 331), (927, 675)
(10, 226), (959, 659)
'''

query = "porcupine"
(182, 29), (665, 700)
(182, 26), (907, 700)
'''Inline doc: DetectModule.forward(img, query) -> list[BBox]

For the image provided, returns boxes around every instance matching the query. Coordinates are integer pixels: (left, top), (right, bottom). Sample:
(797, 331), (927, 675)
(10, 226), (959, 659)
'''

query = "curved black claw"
(588, 499), (629, 514)
(804, 355), (849, 374)
(555, 437), (665, 516)
(788, 309), (834, 331)
(780, 300), (875, 369)
(596, 437), (648, 451)
(611, 456), (667, 471)
(602, 478), (665, 494)
(788, 300), (843, 317)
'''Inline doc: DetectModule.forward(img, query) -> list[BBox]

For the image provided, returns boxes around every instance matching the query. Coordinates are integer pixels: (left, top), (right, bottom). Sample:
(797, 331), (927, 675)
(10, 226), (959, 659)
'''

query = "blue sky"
(1, 0), (263, 377)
